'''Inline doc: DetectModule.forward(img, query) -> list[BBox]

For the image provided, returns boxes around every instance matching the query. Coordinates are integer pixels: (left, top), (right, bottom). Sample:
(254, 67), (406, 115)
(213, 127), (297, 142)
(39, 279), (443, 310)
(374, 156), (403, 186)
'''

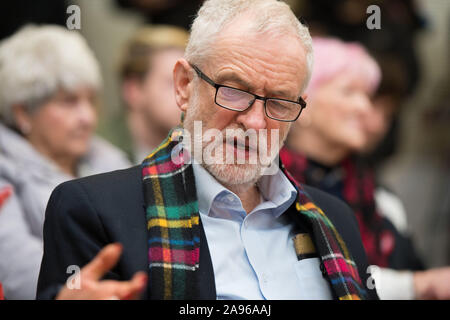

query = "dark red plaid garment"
(280, 147), (395, 267)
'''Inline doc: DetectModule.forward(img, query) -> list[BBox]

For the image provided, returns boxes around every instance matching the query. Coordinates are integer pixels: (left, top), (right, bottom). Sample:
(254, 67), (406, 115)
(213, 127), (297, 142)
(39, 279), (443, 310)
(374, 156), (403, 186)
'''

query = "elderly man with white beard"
(37, 0), (378, 300)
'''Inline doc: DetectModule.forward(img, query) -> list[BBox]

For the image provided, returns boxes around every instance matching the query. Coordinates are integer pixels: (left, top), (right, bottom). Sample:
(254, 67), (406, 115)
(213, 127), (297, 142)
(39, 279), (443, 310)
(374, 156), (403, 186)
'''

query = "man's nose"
(236, 99), (267, 130)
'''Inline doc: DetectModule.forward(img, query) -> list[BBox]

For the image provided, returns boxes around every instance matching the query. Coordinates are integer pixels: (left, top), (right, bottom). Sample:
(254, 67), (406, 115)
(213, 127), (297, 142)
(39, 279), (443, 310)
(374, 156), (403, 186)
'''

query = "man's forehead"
(204, 29), (307, 97)
(209, 17), (305, 66)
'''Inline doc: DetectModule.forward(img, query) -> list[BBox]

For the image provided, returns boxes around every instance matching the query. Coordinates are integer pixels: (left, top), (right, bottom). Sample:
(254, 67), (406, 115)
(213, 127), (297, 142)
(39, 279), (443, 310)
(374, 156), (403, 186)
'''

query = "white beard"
(203, 159), (263, 188)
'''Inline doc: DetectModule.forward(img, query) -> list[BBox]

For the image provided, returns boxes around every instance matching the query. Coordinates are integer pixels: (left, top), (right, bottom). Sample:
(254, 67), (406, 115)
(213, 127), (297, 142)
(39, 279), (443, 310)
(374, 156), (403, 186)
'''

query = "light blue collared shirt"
(193, 163), (333, 300)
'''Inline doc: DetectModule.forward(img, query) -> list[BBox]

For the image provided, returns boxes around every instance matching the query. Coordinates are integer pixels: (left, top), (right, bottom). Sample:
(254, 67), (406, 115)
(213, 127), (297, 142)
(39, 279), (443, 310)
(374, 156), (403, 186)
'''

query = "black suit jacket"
(37, 165), (378, 300)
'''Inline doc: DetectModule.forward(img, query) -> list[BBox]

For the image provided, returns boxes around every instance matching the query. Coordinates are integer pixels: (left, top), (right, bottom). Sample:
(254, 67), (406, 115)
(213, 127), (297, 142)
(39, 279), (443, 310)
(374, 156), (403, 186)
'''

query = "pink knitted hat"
(306, 37), (381, 97)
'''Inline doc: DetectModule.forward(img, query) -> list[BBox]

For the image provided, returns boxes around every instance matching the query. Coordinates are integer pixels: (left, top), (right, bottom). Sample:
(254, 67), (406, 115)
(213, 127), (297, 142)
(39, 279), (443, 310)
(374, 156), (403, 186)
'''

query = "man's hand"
(414, 267), (450, 300)
(56, 243), (147, 300)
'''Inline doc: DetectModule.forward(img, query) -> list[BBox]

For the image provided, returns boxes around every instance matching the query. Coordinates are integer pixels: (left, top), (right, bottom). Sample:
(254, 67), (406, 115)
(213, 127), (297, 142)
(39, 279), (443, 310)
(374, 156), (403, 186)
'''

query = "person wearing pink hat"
(281, 37), (450, 300)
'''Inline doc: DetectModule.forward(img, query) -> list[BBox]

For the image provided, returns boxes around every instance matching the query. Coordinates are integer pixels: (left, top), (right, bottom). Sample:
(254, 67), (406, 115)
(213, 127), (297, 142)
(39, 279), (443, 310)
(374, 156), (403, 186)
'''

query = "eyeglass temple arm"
(191, 64), (217, 88)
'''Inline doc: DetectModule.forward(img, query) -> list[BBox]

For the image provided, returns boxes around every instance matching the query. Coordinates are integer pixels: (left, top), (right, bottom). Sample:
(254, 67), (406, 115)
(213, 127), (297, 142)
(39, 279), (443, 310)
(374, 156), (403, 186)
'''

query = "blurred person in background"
(299, 0), (424, 94)
(115, 0), (204, 30)
(117, 25), (189, 163)
(281, 37), (450, 299)
(0, 25), (131, 299)
(360, 54), (409, 166)
(295, 0), (425, 172)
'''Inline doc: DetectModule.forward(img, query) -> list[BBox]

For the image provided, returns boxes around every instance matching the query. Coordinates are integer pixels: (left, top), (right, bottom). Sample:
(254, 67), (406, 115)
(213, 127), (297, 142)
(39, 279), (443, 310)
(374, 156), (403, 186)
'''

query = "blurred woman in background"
(0, 25), (131, 299)
(281, 37), (450, 299)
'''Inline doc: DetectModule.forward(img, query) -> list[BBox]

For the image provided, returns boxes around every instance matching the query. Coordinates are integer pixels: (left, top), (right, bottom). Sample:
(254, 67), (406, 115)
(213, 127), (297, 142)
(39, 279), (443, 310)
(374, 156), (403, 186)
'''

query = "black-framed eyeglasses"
(190, 64), (306, 122)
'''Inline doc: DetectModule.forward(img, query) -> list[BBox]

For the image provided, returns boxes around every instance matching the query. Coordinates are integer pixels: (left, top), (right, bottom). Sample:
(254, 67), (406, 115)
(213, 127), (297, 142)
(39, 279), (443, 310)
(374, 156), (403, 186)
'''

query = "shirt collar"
(192, 161), (297, 218)
(256, 167), (298, 218)
(192, 162), (231, 216)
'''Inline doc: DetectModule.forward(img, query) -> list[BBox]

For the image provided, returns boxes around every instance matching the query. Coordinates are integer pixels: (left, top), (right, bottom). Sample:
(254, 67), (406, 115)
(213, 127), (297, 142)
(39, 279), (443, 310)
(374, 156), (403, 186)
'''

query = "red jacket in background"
(0, 186), (13, 300)
(0, 282), (4, 300)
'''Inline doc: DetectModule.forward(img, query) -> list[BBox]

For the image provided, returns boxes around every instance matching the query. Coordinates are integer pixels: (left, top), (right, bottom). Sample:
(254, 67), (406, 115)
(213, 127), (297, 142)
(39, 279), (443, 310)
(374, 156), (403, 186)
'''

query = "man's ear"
(173, 58), (194, 113)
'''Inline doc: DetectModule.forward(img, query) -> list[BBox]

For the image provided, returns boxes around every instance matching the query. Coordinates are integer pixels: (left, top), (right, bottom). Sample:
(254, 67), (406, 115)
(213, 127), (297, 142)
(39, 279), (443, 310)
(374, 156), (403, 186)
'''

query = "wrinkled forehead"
(203, 21), (308, 96)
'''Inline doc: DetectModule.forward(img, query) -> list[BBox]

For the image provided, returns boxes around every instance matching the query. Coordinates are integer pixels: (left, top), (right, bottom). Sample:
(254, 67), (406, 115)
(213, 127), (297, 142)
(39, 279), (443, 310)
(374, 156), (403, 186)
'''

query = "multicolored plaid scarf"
(142, 128), (199, 299)
(142, 128), (367, 300)
(280, 147), (395, 268)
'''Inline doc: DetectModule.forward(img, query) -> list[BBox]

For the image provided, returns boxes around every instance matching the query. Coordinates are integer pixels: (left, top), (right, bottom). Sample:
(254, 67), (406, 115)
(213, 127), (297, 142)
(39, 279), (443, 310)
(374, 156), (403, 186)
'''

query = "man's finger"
(81, 243), (123, 280)
(114, 272), (148, 300)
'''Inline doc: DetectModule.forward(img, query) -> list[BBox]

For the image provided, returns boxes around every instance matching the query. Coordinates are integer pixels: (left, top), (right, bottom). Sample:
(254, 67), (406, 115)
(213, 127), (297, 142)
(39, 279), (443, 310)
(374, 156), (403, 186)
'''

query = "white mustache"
(203, 128), (264, 153)
(227, 137), (258, 151)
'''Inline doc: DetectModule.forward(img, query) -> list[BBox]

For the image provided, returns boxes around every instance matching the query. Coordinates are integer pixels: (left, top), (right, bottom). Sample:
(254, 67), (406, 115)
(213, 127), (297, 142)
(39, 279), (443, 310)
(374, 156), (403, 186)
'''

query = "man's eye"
(222, 87), (240, 96)
(270, 100), (291, 110)
(219, 87), (247, 101)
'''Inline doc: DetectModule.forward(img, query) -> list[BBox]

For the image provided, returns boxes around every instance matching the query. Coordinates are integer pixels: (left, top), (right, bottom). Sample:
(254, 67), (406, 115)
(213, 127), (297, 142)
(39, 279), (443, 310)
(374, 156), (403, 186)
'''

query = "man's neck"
(226, 182), (261, 214)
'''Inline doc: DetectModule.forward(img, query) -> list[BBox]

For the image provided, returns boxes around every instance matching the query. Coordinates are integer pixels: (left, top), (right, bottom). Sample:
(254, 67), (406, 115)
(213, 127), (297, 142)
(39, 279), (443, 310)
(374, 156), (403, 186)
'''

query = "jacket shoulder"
(53, 165), (141, 204)
(51, 165), (145, 228)
(38, 165), (148, 299)
(70, 165), (141, 190)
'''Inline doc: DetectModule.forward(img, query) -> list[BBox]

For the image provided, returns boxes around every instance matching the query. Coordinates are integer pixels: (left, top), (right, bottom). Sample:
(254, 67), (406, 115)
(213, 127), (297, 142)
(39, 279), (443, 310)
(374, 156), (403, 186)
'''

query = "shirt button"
(261, 273), (269, 284)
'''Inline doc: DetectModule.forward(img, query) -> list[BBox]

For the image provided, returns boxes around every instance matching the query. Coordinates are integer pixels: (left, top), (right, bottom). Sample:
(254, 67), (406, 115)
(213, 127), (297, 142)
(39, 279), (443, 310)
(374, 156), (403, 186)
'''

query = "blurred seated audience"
(0, 25), (131, 299)
(117, 25), (189, 163)
(281, 37), (450, 299)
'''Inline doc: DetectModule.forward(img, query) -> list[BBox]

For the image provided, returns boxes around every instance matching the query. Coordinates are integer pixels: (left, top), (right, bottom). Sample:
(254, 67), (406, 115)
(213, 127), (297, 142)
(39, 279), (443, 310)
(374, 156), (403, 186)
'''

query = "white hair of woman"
(0, 24), (102, 126)
(185, 0), (313, 92)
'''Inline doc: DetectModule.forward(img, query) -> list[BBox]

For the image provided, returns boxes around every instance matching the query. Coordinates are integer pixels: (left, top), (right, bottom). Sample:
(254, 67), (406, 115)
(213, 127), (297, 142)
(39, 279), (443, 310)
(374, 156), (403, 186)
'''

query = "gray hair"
(185, 0), (313, 92)
(0, 25), (101, 126)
